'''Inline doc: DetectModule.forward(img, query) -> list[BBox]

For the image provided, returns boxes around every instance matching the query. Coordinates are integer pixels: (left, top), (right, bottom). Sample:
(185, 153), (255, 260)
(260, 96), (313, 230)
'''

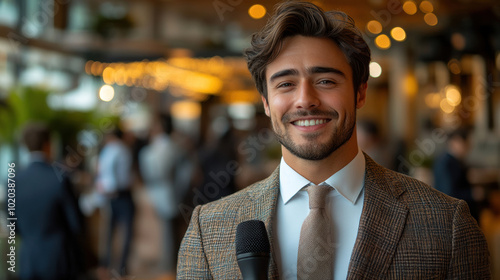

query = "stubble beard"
(271, 108), (356, 161)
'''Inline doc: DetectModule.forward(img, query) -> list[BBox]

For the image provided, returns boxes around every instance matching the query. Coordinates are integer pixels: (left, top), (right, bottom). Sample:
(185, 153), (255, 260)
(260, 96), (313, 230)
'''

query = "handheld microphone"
(235, 220), (270, 280)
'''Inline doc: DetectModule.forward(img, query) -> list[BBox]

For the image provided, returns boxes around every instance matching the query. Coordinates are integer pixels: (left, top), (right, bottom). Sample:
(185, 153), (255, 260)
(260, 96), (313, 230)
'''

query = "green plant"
(0, 86), (97, 152)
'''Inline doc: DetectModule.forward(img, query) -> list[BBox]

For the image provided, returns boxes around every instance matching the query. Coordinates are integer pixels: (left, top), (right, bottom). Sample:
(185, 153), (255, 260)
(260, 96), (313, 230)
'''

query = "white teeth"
(293, 119), (327, 127)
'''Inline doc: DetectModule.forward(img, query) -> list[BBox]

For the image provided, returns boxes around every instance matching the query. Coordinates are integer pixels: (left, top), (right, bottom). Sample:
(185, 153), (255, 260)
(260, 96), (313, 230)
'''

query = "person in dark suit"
(177, 2), (490, 279)
(16, 122), (83, 280)
(433, 128), (479, 220)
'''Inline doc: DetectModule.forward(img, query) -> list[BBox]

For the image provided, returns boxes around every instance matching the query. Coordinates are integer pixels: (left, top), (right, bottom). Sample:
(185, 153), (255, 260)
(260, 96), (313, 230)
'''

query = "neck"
(282, 132), (360, 185)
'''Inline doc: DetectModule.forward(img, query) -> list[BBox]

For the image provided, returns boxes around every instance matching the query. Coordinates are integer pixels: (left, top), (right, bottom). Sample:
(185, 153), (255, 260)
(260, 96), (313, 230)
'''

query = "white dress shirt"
(97, 140), (132, 193)
(139, 133), (179, 219)
(273, 149), (366, 279)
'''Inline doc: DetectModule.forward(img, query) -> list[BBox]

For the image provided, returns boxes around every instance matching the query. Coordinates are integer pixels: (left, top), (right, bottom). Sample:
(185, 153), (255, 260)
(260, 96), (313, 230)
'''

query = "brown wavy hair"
(244, 1), (371, 101)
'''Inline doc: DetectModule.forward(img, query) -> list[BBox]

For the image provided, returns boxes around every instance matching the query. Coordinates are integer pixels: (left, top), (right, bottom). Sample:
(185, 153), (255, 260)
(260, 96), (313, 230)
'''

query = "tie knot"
(306, 184), (331, 209)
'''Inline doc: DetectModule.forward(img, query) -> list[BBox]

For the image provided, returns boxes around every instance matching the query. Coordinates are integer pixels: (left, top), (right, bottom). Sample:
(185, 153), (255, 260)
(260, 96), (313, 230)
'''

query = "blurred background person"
(433, 128), (479, 220)
(357, 119), (392, 168)
(16, 122), (85, 280)
(139, 113), (179, 275)
(195, 116), (238, 205)
(95, 126), (135, 276)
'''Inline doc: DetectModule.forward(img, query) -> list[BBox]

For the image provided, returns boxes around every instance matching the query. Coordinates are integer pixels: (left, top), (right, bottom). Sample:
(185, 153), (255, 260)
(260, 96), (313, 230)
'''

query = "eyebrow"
(269, 69), (299, 83)
(268, 66), (346, 83)
(309, 66), (346, 78)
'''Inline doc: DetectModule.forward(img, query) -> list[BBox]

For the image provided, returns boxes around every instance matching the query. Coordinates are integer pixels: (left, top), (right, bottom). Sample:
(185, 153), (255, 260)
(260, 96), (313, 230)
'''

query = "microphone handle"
(237, 256), (269, 280)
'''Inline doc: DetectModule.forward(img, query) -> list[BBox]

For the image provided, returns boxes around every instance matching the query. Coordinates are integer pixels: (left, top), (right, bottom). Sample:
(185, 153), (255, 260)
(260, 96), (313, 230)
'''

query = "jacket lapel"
(235, 166), (281, 279)
(226, 156), (408, 279)
(347, 156), (408, 279)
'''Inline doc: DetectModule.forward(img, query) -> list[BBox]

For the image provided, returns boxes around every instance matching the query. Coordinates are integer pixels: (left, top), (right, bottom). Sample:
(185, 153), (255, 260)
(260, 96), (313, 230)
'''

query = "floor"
(94, 187), (176, 280)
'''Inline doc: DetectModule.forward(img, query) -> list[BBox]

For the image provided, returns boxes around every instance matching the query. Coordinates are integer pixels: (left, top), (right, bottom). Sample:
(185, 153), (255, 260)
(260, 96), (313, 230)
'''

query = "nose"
(295, 82), (320, 110)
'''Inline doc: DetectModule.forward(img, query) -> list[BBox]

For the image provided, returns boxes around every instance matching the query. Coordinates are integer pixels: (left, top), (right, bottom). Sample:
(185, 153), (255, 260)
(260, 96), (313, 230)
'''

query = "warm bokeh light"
(404, 75), (418, 97)
(171, 101), (201, 120)
(86, 58), (225, 94)
(451, 33), (466, 50)
(367, 20), (383, 34)
(424, 13), (438, 26)
(419, 1), (434, 13)
(445, 85), (461, 106)
(99, 85), (115, 102)
(222, 90), (261, 104)
(403, 1), (418, 15)
(448, 59), (462, 75)
(369, 62), (382, 78)
(440, 99), (455, 113)
(85, 60), (93, 75)
(375, 34), (391, 50)
(102, 66), (115, 84)
(390, 27), (406, 41)
(90, 61), (100, 76)
(425, 93), (441, 109)
(249, 4), (266, 19)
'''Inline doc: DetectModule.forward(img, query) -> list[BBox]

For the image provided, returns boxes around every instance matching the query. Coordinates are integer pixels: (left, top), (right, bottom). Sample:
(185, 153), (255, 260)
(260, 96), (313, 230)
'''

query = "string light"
(419, 1), (434, 13)
(390, 27), (406, 41)
(369, 62), (382, 78)
(99, 85), (115, 102)
(403, 1), (417, 15)
(424, 13), (438, 26)
(367, 20), (383, 34)
(440, 99), (454, 113)
(249, 4), (266, 19)
(375, 34), (391, 50)
(86, 59), (224, 94)
(445, 85), (461, 106)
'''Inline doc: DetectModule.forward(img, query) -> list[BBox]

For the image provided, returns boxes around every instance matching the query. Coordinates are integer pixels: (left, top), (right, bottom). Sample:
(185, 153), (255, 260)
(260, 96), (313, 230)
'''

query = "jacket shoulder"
(196, 167), (279, 217)
(365, 156), (460, 209)
(391, 169), (459, 207)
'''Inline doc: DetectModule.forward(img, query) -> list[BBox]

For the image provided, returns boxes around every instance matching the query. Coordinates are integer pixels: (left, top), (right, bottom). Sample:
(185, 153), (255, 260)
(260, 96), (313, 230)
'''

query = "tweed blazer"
(177, 155), (490, 279)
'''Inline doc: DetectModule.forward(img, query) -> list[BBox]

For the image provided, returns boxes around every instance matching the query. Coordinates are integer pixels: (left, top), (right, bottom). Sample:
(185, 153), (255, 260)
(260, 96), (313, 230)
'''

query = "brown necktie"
(297, 184), (334, 280)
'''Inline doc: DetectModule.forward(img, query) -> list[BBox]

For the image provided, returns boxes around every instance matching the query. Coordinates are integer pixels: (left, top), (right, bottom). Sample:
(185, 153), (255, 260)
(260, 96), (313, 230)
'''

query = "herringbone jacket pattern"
(177, 155), (490, 279)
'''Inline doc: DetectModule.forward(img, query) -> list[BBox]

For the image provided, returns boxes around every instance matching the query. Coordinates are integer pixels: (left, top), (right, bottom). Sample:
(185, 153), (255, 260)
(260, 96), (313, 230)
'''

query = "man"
(177, 2), (490, 279)
(16, 122), (83, 280)
(357, 119), (392, 169)
(96, 127), (135, 275)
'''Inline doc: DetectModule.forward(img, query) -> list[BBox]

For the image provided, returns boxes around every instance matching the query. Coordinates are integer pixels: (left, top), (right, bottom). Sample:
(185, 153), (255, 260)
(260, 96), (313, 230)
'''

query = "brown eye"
(318, 80), (335, 85)
(278, 82), (293, 88)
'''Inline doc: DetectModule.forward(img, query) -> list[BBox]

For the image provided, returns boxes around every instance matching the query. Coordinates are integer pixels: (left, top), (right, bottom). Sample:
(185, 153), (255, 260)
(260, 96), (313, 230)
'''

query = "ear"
(356, 83), (367, 109)
(261, 95), (270, 116)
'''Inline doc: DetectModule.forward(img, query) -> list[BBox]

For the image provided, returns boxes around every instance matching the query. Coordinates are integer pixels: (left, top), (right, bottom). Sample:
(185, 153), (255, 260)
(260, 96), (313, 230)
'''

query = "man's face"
(263, 35), (366, 161)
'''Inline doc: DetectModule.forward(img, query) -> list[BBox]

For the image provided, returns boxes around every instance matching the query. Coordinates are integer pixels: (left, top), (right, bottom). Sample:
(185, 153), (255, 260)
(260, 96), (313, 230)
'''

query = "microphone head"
(235, 220), (270, 255)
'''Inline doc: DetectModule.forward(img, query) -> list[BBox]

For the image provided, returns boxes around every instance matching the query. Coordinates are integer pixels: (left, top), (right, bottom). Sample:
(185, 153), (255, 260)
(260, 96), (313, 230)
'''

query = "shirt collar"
(279, 149), (366, 205)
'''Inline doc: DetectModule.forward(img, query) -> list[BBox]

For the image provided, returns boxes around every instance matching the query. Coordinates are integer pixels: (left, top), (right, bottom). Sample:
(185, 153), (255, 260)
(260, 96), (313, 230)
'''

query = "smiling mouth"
(292, 119), (331, 127)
